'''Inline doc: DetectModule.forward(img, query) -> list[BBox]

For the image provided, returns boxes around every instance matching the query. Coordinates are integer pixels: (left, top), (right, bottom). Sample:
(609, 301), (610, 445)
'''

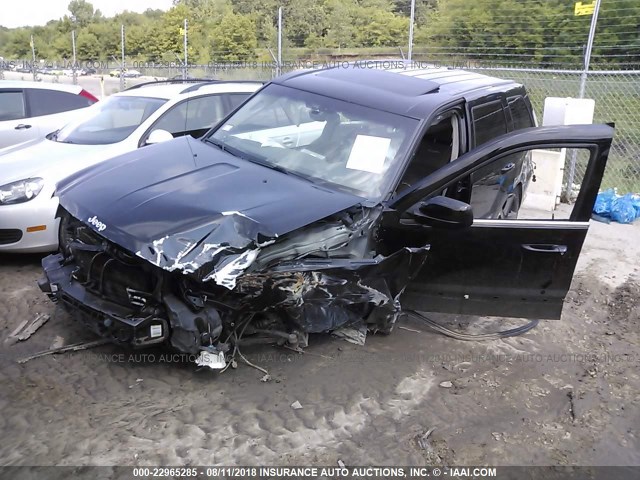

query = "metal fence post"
(30, 35), (37, 82)
(183, 19), (188, 79)
(565, 0), (602, 201)
(408, 0), (415, 61)
(71, 30), (78, 85)
(120, 24), (125, 91)
(277, 7), (283, 78)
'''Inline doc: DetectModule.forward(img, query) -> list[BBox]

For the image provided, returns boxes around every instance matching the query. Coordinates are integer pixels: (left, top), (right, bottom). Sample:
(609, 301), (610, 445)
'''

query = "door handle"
(281, 136), (294, 147)
(522, 244), (568, 255)
(501, 163), (515, 174)
(15, 124), (32, 130)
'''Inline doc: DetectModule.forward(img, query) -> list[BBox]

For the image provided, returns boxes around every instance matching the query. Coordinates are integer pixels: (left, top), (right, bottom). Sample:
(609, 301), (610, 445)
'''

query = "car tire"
(504, 185), (522, 220)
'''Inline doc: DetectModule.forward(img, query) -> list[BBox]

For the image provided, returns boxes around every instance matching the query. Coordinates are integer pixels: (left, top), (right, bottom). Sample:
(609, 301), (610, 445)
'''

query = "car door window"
(227, 93), (250, 111)
(507, 95), (535, 130)
(26, 89), (93, 117)
(0, 91), (26, 121)
(452, 147), (590, 220)
(153, 95), (225, 138)
(396, 113), (461, 193)
(471, 100), (508, 147)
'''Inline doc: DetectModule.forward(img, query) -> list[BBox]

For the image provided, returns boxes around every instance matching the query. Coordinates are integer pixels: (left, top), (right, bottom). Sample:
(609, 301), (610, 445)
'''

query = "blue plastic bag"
(592, 190), (640, 224)
(593, 188), (617, 216)
(610, 194), (637, 224)
(630, 194), (640, 218)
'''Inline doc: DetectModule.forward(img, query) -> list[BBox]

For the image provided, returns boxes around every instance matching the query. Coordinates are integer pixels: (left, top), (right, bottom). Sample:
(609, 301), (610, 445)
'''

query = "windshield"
(206, 84), (418, 199)
(55, 95), (167, 145)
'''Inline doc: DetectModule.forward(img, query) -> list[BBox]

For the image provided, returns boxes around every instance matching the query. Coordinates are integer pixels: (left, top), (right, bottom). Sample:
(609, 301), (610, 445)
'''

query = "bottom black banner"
(0, 466), (638, 480)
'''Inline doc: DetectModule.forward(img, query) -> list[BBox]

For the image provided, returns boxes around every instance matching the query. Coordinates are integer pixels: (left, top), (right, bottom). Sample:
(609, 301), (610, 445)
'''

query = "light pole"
(408, 0), (416, 61)
(565, 0), (602, 201)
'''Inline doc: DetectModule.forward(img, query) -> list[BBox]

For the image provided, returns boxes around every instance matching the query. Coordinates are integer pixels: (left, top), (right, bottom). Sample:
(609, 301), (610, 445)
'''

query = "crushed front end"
(40, 207), (429, 365)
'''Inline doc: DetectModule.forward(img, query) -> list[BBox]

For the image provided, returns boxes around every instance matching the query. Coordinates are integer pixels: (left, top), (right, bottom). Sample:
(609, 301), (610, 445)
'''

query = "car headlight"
(0, 178), (45, 205)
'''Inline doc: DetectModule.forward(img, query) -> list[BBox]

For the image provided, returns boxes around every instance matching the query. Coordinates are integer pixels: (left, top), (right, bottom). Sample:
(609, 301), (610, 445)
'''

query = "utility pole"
(120, 24), (125, 91)
(408, 0), (415, 61)
(565, 0), (602, 201)
(30, 35), (37, 82)
(71, 30), (78, 85)
(183, 19), (188, 79)
(277, 7), (283, 77)
(579, 0), (602, 98)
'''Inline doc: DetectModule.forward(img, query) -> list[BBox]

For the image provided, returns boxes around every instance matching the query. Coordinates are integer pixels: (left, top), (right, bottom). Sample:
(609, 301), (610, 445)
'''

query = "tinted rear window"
(27, 89), (94, 117)
(0, 91), (26, 121)
(227, 93), (251, 110)
(471, 100), (508, 147)
(508, 96), (534, 130)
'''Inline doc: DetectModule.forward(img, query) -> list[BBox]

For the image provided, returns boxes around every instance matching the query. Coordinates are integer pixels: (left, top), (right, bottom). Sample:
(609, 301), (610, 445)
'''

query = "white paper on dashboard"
(346, 135), (391, 174)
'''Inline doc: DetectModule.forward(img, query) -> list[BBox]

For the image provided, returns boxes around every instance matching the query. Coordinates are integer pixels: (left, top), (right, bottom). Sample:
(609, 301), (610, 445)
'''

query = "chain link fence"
(467, 67), (640, 196)
(5, 57), (638, 195)
(192, 62), (640, 196)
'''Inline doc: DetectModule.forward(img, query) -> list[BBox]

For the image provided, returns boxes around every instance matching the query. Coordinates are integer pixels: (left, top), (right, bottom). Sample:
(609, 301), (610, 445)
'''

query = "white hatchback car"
(0, 80), (262, 252)
(0, 81), (98, 148)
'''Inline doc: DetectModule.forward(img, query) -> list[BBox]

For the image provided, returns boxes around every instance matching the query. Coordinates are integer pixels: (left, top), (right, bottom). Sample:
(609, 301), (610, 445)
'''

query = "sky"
(1, 0), (175, 28)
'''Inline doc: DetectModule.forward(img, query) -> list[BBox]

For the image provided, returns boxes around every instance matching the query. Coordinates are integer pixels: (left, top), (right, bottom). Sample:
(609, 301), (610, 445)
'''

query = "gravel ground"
(0, 219), (638, 467)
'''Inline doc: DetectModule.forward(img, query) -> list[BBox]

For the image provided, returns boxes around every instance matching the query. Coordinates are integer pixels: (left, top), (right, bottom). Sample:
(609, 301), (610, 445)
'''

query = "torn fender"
(235, 246), (430, 332)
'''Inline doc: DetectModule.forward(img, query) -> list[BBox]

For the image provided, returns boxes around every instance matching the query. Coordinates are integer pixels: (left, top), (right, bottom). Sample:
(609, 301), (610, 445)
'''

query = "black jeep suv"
(39, 63), (613, 364)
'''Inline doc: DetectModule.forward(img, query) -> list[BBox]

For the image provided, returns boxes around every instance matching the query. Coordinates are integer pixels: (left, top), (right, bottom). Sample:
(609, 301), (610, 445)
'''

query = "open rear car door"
(381, 124), (614, 319)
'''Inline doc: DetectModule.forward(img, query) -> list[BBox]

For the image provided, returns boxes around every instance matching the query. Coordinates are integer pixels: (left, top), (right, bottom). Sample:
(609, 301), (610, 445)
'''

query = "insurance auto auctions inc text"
(206, 466), (498, 478)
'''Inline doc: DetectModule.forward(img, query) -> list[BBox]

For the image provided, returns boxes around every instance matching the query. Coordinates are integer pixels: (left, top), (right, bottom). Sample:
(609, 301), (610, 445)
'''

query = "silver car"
(0, 80), (262, 252)
(0, 81), (98, 149)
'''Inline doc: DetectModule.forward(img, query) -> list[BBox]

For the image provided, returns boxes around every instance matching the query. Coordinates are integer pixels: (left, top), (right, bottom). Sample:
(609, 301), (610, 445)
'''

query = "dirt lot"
(0, 220), (638, 467)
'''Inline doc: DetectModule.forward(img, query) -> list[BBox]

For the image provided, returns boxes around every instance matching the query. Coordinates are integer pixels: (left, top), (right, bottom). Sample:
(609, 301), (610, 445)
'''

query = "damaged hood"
(56, 136), (363, 284)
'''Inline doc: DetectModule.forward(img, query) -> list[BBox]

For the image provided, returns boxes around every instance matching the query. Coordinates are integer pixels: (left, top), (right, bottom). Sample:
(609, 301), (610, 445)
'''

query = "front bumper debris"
(39, 253), (170, 348)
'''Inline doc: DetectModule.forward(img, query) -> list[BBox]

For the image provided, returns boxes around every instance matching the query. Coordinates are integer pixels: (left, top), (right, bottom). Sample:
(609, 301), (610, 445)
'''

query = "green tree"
(68, 0), (100, 28)
(283, 0), (327, 47)
(354, 6), (409, 47)
(76, 31), (101, 60)
(321, 0), (357, 49)
(209, 12), (257, 61)
(6, 29), (32, 58)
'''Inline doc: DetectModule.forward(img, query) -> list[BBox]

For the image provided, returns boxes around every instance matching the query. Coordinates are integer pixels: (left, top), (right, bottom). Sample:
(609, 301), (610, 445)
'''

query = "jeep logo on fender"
(87, 215), (107, 232)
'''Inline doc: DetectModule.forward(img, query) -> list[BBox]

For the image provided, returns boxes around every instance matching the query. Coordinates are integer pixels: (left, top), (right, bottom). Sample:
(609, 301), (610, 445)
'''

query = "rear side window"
(508, 96), (534, 130)
(0, 91), (26, 121)
(154, 95), (225, 135)
(26, 89), (94, 117)
(227, 94), (251, 111)
(471, 100), (508, 147)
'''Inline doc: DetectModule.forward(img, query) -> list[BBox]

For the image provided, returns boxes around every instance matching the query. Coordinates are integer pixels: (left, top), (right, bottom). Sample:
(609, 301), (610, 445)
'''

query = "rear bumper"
(39, 253), (169, 348)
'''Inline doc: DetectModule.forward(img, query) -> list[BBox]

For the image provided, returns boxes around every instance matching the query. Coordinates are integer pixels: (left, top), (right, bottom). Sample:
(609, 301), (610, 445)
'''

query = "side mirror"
(410, 195), (473, 229)
(145, 129), (174, 145)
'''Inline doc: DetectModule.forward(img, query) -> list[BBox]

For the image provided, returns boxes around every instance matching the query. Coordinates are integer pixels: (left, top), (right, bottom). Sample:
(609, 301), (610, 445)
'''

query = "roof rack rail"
(179, 79), (265, 94)
(124, 78), (216, 91)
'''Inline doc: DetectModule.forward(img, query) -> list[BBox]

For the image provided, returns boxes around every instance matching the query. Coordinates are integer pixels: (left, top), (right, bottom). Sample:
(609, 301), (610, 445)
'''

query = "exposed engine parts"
(40, 207), (429, 370)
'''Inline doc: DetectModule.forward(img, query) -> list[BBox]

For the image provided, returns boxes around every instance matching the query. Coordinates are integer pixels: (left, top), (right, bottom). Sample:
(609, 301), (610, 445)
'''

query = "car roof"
(0, 80), (83, 94)
(274, 61), (521, 119)
(115, 81), (263, 100)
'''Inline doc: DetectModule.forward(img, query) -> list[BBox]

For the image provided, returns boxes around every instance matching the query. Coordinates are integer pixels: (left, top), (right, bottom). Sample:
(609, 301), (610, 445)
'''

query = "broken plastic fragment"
(195, 350), (226, 370)
(205, 248), (260, 290)
(332, 321), (367, 346)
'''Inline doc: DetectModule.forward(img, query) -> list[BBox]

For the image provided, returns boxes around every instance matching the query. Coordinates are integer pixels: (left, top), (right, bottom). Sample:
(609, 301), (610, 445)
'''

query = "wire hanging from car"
(405, 310), (539, 341)
(219, 313), (270, 376)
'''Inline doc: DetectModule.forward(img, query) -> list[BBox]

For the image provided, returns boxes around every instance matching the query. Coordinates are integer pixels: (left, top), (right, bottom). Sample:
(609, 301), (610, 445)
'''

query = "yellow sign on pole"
(179, 28), (185, 35)
(575, 1), (595, 16)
